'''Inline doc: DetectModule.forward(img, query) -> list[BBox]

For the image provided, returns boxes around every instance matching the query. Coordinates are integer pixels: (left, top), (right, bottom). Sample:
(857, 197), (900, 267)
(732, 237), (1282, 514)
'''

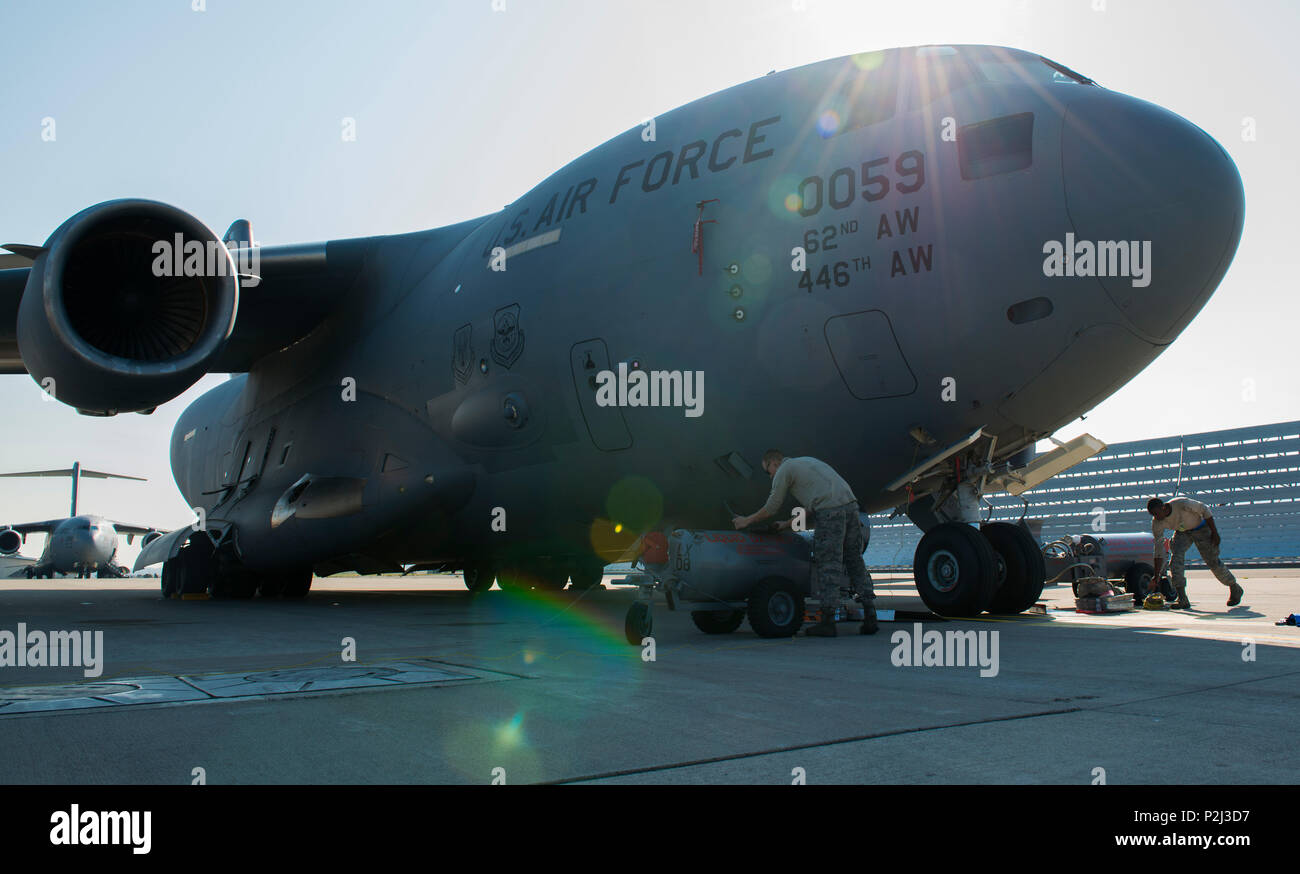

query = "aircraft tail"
(0, 461), (146, 516)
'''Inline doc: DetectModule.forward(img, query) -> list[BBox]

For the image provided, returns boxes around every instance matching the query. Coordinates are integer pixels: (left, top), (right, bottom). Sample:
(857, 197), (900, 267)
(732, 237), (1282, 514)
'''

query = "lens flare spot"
(767, 173), (806, 220)
(606, 476), (663, 533)
(816, 110), (840, 139)
(851, 50), (886, 72)
(496, 712), (525, 748)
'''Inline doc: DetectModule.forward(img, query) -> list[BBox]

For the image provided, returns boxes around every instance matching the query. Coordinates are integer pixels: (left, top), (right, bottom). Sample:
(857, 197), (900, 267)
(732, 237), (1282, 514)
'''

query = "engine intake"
(0, 528), (21, 556)
(17, 199), (239, 415)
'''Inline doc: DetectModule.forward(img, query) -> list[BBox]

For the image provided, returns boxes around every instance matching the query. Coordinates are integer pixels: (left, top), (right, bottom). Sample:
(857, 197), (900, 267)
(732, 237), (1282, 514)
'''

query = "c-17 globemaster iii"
(0, 45), (1243, 613)
(0, 462), (161, 578)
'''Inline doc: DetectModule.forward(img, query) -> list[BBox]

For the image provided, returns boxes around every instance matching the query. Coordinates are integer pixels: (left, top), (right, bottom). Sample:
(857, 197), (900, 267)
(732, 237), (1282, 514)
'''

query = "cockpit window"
(909, 48), (980, 110)
(1039, 57), (1095, 85)
(908, 47), (1096, 110)
(977, 56), (1096, 87)
(816, 51), (901, 138)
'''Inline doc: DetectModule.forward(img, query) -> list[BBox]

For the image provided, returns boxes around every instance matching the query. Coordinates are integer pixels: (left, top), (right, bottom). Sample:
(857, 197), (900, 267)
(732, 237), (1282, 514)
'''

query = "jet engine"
(16, 199), (240, 415)
(0, 528), (21, 555)
(141, 530), (163, 549)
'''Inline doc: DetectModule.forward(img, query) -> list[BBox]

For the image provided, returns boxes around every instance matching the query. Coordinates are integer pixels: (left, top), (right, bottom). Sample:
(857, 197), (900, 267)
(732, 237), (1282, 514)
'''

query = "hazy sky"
(2, 0), (1296, 566)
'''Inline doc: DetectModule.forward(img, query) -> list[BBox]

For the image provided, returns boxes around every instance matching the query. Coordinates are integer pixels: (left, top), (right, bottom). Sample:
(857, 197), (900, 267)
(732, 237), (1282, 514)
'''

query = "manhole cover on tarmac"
(185, 662), (474, 697)
(0, 658), (517, 716)
(3, 683), (139, 700)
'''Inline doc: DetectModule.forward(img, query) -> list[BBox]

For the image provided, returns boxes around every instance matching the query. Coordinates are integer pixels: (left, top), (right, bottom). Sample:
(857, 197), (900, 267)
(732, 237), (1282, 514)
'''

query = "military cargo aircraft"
(0, 45), (1243, 613)
(0, 462), (161, 578)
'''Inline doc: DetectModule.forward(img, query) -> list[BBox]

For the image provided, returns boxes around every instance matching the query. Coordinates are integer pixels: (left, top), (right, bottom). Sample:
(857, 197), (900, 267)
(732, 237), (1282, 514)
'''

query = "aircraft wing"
(0, 241), (366, 375)
(1, 519), (66, 535)
(108, 522), (161, 543)
(2, 210), (492, 376)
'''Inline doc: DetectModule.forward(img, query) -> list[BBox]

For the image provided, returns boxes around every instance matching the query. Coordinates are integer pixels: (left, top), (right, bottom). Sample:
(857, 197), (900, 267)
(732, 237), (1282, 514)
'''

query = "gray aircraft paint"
(0, 45), (1244, 578)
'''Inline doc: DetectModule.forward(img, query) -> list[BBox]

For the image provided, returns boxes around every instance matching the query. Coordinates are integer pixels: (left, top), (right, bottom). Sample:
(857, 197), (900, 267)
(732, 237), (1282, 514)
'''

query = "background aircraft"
(0, 44), (1243, 613)
(0, 462), (161, 578)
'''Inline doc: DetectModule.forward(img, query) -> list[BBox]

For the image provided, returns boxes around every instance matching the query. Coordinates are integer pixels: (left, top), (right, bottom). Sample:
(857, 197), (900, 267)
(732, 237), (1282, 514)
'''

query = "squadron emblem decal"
(491, 304), (525, 369)
(453, 324), (473, 383)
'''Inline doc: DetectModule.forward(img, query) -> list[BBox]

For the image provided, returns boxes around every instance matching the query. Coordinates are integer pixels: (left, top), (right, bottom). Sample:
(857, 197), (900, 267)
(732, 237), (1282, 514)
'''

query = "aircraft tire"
(746, 577), (805, 638)
(534, 559), (569, 591)
(211, 570), (259, 599)
(495, 564), (564, 592)
(175, 546), (212, 597)
(281, 568), (313, 598)
(568, 558), (606, 591)
(463, 563), (496, 593)
(983, 522), (1046, 614)
(913, 523), (999, 617)
(691, 610), (745, 634)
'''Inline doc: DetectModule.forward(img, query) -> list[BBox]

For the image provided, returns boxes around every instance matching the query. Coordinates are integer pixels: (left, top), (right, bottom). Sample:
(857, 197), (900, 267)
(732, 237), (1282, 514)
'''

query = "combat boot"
(1227, 583), (1244, 607)
(805, 615), (838, 637)
(860, 601), (878, 635)
(1169, 587), (1192, 610)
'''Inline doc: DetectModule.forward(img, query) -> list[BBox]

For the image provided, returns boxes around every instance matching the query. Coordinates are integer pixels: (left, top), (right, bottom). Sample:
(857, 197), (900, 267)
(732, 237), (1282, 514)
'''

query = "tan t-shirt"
(1152, 496), (1213, 562)
(759, 456), (857, 516)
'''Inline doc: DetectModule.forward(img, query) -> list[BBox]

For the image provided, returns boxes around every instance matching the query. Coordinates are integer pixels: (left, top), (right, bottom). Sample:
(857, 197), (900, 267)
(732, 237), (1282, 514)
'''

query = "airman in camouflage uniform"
(1148, 496), (1243, 609)
(733, 450), (876, 636)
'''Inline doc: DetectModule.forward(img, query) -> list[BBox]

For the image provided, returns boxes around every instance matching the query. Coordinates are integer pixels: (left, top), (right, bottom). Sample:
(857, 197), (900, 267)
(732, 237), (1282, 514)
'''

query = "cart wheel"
(625, 602), (653, 646)
(747, 577), (805, 638)
(1124, 563), (1153, 597)
(691, 610), (744, 634)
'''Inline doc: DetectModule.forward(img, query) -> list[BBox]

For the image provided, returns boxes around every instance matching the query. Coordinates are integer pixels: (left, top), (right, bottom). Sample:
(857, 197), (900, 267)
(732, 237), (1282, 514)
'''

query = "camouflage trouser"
(812, 502), (873, 611)
(1170, 525), (1236, 590)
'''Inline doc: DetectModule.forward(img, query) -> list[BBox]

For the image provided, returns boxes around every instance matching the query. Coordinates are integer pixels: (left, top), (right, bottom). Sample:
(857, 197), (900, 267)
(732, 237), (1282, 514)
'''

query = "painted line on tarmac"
(548, 705), (1084, 784)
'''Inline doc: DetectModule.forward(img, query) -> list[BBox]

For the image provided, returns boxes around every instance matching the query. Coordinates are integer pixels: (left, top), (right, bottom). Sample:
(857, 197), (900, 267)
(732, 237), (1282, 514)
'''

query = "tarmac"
(0, 568), (1296, 784)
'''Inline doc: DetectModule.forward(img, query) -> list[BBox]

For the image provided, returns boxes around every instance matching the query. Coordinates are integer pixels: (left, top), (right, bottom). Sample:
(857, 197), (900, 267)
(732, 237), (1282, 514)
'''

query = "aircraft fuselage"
(167, 45), (1244, 575)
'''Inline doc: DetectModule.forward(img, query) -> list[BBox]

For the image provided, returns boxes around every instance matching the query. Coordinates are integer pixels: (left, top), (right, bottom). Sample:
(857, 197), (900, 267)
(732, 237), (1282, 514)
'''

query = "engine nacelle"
(141, 530), (163, 549)
(0, 528), (22, 556)
(17, 199), (240, 415)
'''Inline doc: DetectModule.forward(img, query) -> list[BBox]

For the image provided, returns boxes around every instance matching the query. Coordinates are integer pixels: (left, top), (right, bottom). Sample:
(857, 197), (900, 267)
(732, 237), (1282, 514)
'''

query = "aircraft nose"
(1061, 92), (1245, 343)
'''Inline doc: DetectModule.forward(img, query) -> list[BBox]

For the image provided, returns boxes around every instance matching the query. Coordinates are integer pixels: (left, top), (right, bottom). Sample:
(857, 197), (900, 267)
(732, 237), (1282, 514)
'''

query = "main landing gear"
(912, 521), (1046, 617)
(462, 555), (607, 594)
(160, 535), (313, 600)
